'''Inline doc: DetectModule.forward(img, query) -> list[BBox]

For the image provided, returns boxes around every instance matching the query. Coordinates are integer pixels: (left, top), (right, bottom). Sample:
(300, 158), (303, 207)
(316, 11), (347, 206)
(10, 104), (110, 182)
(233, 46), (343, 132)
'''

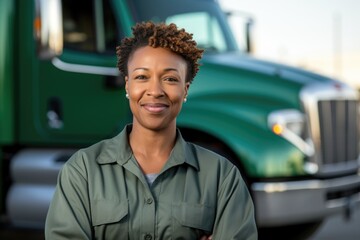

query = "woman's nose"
(147, 79), (164, 97)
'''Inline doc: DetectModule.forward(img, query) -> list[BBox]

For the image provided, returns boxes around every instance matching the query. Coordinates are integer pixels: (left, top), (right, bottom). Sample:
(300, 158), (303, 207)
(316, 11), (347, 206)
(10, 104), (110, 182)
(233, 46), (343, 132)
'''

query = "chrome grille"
(318, 100), (359, 165)
(300, 82), (360, 175)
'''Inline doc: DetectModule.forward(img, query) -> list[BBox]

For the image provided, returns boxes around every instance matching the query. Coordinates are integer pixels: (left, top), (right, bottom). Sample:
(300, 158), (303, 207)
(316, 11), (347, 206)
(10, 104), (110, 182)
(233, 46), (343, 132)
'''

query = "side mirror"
(34, 0), (63, 59)
(225, 10), (254, 54)
(245, 18), (254, 54)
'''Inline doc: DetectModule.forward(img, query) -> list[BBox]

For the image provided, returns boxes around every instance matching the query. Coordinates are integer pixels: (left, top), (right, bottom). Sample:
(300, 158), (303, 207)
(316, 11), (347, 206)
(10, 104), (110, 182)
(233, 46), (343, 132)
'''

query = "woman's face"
(125, 46), (189, 132)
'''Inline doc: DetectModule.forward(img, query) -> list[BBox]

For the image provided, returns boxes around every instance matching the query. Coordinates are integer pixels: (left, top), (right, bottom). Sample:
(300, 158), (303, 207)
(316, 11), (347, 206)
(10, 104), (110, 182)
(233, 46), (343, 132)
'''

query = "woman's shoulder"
(64, 133), (126, 172)
(185, 141), (236, 174)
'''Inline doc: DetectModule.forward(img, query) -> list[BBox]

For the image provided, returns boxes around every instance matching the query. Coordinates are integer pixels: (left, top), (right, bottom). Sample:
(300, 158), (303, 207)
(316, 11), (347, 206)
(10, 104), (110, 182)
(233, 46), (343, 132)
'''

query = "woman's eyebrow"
(132, 67), (149, 72)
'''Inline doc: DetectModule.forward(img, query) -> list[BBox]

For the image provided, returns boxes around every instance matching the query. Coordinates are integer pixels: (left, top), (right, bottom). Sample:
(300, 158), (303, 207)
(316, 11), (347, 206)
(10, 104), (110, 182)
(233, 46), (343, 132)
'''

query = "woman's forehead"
(128, 46), (187, 70)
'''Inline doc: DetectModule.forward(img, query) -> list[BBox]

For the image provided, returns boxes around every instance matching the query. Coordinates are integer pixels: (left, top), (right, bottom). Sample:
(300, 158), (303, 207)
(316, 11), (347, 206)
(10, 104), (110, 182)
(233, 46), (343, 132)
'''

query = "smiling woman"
(44, 21), (258, 240)
(125, 46), (188, 136)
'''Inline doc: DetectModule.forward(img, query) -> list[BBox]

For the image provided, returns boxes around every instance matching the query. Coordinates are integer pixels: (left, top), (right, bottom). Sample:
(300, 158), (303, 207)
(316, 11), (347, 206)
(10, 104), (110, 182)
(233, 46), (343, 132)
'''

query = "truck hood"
(203, 52), (337, 86)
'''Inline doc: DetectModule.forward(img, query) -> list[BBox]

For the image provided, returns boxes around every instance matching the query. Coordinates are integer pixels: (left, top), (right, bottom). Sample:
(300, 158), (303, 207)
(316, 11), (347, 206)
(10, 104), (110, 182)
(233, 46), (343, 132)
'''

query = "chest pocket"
(91, 199), (129, 240)
(172, 202), (215, 239)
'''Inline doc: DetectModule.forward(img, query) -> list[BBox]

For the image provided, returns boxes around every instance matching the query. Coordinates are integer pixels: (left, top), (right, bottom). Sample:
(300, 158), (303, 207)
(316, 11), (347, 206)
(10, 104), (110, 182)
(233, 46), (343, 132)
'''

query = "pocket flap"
(172, 202), (215, 232)
(92, 199), (128, 226)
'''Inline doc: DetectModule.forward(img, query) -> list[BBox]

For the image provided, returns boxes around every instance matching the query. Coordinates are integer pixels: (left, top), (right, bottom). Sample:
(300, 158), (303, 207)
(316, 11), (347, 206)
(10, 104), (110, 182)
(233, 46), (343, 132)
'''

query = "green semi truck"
(1, 0), (359, 237)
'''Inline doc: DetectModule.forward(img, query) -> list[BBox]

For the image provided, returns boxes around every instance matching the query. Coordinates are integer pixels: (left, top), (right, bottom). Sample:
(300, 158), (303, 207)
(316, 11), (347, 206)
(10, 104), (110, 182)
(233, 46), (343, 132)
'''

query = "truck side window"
(103, 0), (118, 53)
(62, 0), (117, 53)
(167, 12), (227, 52)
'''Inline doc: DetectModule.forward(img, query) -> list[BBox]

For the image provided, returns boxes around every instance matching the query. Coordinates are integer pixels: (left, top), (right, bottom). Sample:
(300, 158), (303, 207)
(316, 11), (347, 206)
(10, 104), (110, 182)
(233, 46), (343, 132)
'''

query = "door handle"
(47, 97), (63, 129)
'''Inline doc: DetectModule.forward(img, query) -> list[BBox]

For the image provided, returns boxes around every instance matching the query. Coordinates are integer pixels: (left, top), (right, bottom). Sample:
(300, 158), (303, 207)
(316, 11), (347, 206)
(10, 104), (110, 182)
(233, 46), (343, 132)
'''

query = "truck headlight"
(268, 109), (314, 156)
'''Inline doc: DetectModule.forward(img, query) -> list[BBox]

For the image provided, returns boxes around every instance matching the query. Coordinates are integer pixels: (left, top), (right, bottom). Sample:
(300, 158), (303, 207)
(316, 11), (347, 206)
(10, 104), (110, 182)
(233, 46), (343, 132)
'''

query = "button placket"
(142, 195), (155, 238)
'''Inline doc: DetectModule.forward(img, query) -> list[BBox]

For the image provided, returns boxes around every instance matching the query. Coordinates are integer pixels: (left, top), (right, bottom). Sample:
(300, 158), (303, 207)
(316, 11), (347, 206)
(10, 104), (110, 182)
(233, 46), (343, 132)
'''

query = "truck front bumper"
(252, 172), (360, 227)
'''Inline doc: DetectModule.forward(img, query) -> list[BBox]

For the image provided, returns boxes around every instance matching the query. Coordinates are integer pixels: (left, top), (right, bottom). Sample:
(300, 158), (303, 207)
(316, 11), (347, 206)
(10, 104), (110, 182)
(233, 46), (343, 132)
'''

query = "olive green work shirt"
(45, 125), (258, 239)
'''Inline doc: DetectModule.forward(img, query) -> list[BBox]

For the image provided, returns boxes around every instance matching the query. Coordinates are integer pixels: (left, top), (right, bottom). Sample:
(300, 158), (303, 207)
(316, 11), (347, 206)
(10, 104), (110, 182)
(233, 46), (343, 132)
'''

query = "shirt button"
(144, 233), (152, 240)
(146, 198), (153, 204)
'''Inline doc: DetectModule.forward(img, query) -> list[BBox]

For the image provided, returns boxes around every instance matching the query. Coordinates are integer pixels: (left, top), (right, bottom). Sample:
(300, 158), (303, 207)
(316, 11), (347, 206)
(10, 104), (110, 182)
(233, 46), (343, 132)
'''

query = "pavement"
(308, 205), (360, 240)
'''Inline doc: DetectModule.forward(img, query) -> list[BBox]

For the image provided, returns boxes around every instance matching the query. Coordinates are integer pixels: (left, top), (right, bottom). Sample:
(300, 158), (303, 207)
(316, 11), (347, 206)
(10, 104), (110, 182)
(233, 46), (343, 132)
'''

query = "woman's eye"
(135, 75), (147, 80)
(164, 77), (178, 82)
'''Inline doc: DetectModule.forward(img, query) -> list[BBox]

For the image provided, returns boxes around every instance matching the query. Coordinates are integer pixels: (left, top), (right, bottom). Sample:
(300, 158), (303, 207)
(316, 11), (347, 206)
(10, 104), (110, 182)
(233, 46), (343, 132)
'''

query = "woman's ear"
(125, 76), (129, 94)
(185, 82), (190, 96)
(183, 82), (190, 103)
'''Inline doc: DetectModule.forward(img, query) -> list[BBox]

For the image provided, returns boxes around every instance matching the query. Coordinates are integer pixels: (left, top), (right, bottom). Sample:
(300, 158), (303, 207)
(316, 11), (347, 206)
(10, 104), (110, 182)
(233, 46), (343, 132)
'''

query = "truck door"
(37, 0), (130, 144)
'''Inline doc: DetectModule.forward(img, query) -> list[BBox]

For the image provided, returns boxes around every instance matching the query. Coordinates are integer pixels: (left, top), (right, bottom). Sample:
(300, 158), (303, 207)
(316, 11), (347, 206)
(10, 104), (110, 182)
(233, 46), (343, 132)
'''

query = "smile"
(142, 103), (169, 113)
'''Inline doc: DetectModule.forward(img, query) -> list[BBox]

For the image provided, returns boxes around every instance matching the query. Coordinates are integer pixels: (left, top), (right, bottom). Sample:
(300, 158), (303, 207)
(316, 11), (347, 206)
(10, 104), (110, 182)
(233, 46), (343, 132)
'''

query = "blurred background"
(221, 0), (360, 89)
(220, 1), (360, 239)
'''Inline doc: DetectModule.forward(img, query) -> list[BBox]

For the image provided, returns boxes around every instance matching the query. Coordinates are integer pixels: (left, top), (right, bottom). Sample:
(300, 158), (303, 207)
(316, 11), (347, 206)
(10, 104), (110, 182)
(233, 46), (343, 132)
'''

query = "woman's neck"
(128, 124), (177, 174)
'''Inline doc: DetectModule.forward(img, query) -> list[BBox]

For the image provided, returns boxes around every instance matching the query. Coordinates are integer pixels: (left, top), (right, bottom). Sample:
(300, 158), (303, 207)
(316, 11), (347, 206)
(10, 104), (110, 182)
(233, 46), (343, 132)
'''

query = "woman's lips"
(142, 103), (169, 113)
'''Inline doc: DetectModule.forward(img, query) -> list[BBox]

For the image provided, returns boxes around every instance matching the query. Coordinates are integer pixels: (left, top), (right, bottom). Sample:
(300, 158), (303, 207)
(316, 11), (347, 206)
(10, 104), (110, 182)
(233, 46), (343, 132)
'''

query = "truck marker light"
(34, 17), (41, 38)
(272, 124), (283, 135)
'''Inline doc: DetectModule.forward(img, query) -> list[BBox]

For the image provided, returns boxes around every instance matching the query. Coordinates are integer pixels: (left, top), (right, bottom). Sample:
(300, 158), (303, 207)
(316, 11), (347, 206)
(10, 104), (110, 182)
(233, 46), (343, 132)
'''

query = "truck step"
(10, 149), (74, 184)
(6, 149), (75, 228)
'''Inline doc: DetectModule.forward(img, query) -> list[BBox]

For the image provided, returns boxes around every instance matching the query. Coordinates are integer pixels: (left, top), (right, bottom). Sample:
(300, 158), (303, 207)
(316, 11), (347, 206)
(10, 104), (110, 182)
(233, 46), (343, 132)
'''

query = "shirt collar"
(96, 125), (133, 165)
(96, 124), (199, 171)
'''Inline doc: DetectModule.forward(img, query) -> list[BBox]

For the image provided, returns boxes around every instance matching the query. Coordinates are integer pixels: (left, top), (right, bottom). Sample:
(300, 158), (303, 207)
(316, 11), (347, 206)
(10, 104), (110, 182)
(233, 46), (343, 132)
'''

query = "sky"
(219, 0), (360, 88)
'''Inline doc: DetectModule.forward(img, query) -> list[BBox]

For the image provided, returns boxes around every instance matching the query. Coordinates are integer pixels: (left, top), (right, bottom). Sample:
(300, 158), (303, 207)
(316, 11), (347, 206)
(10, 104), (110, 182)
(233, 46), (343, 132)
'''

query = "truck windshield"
(126, 0), (239, 53)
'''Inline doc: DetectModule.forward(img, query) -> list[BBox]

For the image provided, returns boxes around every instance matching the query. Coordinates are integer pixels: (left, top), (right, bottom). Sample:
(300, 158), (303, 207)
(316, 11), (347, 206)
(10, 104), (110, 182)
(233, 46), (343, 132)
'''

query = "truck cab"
(1, 0), (360, 238)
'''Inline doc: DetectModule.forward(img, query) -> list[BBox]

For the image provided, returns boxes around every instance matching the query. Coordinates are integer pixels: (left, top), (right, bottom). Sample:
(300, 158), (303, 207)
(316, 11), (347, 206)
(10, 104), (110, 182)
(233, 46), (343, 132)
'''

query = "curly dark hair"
(116, 21), (204, 83)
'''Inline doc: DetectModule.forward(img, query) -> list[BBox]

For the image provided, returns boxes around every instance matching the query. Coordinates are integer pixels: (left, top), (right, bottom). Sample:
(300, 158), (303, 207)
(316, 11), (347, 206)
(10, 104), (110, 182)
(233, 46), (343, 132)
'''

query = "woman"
(45, 21), (257, 239)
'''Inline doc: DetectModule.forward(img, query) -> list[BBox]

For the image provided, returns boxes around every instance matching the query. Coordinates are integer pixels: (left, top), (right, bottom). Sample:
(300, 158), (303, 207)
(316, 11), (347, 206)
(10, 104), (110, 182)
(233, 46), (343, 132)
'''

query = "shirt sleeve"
(45, 152), (92, 240)
(212, 164), (258, 240)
